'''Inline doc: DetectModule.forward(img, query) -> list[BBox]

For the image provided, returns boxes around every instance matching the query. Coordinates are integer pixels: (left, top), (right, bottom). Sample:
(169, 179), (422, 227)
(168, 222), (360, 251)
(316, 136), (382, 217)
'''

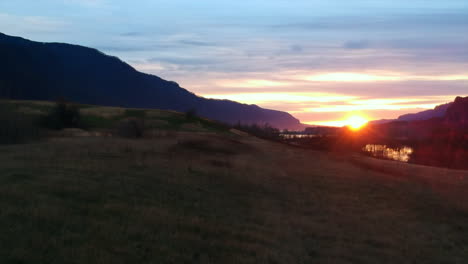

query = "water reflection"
(363, 144), (413, 162)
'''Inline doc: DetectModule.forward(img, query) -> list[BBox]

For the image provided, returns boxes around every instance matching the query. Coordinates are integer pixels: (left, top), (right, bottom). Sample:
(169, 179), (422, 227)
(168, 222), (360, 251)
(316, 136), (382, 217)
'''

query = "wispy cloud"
(64, 0), (109, 8)
(179, 40), (217, 46)
(343, 40), (370, 49)
(0, 13), (67, 34)
(271, 12), (468, 32)
(120, 32), (142, 37)
(1, 0), (466, 125)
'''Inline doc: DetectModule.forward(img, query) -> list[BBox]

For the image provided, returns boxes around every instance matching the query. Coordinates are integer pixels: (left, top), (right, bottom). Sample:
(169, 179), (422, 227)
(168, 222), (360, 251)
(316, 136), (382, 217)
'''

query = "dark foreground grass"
(0, 134), (467, 263)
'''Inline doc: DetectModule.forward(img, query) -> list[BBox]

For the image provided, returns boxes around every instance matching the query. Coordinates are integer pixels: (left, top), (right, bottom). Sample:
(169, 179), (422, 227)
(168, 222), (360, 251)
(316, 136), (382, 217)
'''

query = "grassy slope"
(1, 99), (229, 133)
(1, 101), (468, 263)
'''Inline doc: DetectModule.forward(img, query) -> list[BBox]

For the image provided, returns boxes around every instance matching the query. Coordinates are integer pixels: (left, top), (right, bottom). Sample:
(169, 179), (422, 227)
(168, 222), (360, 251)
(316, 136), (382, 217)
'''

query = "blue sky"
(1, 0), (467, 125)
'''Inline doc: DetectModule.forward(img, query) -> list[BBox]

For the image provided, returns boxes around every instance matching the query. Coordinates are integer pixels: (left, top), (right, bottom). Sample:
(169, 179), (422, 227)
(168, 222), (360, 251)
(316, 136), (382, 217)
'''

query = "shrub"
(43, 100), (82, 130)
(185, 108), (198, 121)
(117, 118), (145, 138)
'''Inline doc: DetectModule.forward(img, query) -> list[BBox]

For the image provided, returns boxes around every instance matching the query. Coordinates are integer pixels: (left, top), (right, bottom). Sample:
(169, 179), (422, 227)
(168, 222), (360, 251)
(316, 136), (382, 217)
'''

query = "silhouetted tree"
(43, 99), (82, 130)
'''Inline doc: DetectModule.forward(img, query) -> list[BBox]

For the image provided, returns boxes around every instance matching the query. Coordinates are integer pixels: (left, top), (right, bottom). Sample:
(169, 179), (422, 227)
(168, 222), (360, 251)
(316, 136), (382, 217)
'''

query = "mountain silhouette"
(370, 100), (455, 125)
(348, 96), (468, 169)
(0, 32), (303, 129)
(444, 96), (468, 129)
(397, 102), (452, 122)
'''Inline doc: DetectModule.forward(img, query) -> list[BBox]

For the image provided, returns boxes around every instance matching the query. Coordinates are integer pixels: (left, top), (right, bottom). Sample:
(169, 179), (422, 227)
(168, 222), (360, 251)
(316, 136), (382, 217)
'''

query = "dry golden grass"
(145, 109), (182, 119)
(1, 100), (467, 263)
(1, 129), (468, 263)
(80, 106), (125, 118)
(9, 100), (55, 107)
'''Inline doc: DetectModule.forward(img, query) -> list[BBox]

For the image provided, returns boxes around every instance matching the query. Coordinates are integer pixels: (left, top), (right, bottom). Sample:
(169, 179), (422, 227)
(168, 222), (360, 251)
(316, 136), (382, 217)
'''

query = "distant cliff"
(0, 32), (303, 129)
(350, 96), (468, 169)
(365, 96), (468, 139)
(397, 102), (452, 122)
(370, 97), (463, 125)
(445, 96), (468, 126)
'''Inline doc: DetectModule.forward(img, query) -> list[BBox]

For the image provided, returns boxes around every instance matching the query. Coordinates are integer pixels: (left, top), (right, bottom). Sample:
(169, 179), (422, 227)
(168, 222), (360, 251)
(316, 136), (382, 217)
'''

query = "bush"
(0, 104), (40, 144)
(185, 108), (198, 121)
(43, 100), (82, 130)
(117, 118), (145, 138)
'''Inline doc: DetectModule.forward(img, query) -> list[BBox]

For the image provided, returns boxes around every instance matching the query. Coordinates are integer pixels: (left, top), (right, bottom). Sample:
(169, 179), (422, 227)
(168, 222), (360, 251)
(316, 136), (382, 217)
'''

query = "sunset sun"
(345, 115), (368, 130)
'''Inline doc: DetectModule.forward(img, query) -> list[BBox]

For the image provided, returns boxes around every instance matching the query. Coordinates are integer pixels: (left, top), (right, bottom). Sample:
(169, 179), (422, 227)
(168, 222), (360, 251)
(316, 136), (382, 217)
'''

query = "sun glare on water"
(345, 115), (368, 130)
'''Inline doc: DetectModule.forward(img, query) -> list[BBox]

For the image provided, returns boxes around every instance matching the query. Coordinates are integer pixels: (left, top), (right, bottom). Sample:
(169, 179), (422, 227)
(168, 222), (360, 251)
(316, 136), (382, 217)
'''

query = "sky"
(1, 0), (467, 126)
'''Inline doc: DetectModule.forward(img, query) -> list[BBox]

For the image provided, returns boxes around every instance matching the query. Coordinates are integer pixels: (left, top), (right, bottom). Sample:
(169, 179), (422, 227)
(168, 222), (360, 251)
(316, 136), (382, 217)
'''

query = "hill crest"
(0, 32), (304, 130)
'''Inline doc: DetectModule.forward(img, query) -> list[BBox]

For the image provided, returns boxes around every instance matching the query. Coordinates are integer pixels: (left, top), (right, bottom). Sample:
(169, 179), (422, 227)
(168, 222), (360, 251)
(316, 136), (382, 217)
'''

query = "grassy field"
(1, 101), (468, 263)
